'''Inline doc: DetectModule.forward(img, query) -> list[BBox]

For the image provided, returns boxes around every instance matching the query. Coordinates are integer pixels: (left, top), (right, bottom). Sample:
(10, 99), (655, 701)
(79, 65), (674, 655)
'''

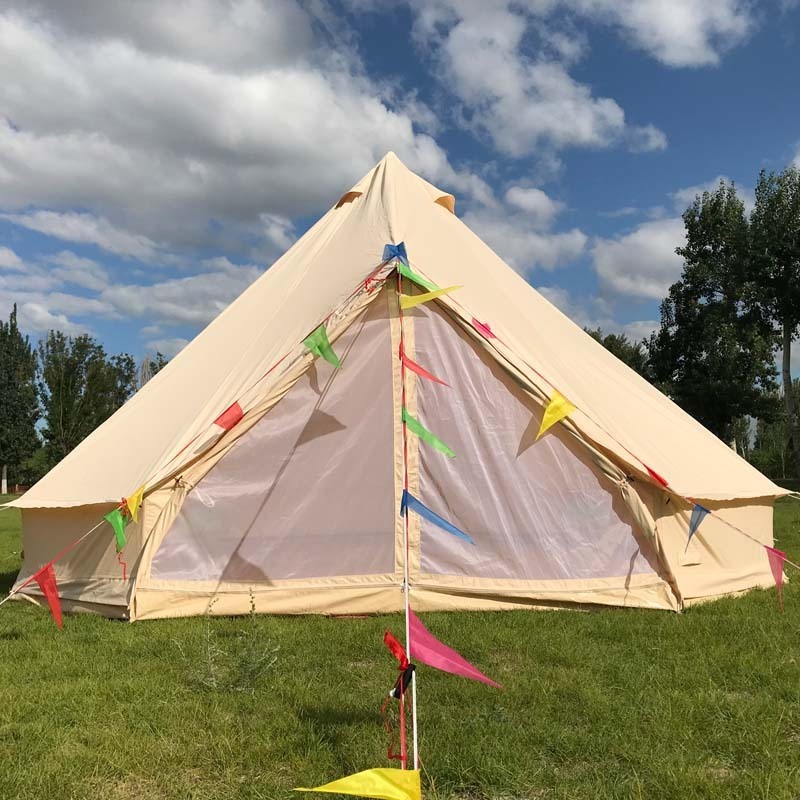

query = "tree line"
(0, 310), (167, 491)
(590, 165), (800, 483)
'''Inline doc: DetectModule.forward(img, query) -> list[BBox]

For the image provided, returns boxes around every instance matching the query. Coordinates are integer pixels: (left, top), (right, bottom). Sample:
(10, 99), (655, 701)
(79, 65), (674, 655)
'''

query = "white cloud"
(101, 260), (262, 326)
(627, 123), (668, 153)
(0, 246), (24, 270)
(44, 250), (111, 291)
(504, 186), (564, 229)
(464, 185), (586, 273)
(671, 175), (754, 213)
(2, 211), (160, 260)
(0, 5), (487, 259)
(592, 217), (686, 299)
(15, 301), (89, 336)
(569, 0), (753, 67)
(144, 337), (190, 358)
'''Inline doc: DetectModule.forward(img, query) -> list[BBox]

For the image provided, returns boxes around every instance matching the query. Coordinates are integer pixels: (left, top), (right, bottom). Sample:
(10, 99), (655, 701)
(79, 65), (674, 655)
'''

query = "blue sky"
(1, 0), (799, 367)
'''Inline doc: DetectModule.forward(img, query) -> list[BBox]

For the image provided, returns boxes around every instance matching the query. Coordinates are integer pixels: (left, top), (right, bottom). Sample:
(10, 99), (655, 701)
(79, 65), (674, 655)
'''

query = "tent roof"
(13, 152), (784, 507)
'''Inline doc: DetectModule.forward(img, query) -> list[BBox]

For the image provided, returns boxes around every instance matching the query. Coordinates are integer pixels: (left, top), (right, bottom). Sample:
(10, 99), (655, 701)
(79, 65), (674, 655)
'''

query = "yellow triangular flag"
(295, 768), (421, 800)
(536, 391), (577, 440)
(126, 485), (146, 523)
(399, 285), (461, 310)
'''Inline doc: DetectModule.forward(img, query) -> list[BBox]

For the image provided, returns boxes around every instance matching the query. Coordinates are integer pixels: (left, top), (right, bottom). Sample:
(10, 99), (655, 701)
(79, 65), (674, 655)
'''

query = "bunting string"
(402, 251), (800, 598)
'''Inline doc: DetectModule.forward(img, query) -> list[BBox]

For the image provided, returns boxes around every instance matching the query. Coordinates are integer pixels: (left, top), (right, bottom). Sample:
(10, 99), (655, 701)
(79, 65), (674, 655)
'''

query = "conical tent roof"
(15, 152), (783, 509)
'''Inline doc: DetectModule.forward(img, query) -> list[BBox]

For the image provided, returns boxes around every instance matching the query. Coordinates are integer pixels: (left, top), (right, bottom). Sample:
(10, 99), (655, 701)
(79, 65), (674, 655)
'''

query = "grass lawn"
(0, 497), (799, 799)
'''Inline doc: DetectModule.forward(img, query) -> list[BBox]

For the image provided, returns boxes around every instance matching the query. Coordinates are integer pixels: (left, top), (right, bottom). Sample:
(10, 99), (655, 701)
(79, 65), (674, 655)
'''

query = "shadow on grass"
(0, 569), (18, 595)
(296, 704), (379, 727)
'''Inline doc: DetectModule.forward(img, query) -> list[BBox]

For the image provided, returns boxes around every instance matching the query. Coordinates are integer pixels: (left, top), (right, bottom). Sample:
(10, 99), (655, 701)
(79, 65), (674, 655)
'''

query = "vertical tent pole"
(397, 267), (420, 770)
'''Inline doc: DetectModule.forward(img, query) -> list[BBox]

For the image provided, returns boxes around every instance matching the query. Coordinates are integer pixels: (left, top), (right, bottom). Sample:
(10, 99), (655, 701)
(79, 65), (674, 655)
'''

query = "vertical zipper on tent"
(396, 268), (420, 771)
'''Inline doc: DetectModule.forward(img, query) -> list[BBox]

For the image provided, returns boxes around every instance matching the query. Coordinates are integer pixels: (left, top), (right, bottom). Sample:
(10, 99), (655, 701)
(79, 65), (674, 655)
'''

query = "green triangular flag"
(402, 407), (455, 458)
(103, 508), (131, 552)
(303, 325), (341, 369)
(398, 262), (439, 292)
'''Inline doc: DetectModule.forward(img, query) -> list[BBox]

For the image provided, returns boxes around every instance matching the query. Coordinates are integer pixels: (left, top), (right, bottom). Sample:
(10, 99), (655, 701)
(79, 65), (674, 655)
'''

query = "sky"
(1, 0), (799, 366)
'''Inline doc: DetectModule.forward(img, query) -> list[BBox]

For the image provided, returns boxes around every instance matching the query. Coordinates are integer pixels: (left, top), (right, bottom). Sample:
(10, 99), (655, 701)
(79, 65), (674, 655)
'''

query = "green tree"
(37, 332), (137, 466)
(750, 167), (800, 478)
(138, 351), (169, 389)
(0, 305), (39, 489)
(649, 180), (778, 442)
(585, 328), (652, 380)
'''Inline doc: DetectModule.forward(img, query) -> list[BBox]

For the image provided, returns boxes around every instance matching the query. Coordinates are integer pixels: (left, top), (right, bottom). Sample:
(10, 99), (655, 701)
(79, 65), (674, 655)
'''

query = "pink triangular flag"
(472, 318), (496, 339)
(409, 610), (500, 688)
(765, 546), (786, 612)
(214, 401), (243, 431)
(33, 563), (63, 629)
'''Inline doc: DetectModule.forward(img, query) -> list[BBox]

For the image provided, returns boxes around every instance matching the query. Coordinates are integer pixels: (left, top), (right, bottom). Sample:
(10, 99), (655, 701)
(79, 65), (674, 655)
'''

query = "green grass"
(0, 497), (799, 799)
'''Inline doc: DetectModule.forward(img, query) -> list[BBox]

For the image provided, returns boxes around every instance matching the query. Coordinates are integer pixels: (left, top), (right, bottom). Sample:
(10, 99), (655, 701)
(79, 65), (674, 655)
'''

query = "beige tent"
(9, 153), (787, 620)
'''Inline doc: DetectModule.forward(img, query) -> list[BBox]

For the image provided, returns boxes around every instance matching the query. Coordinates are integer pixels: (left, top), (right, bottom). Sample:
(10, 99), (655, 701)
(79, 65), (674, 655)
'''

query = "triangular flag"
(383, 242), (409, 265)
(686, 503), (710, 551)
(126, 484), (145, 523)
(535, 391), (576, 440)
(103, 507), (131, 552)
(646, 465), (669, 487)
(401, 490), (474, 544)
(400, 345), (448, 386)
(399, 286), (460, 310)
(765, 546), (786, 612)
(397, 261), (438, 292)
(295, 768), (421, 800)
(33, 564), (62, 629)
(304, 324), (341, 368)
(402, 407), (455, 458)
(409, 610), (500, 688)
(472, 318), (496, 339)
(214, 401), (244, 431)
(384, 630), (409, 669)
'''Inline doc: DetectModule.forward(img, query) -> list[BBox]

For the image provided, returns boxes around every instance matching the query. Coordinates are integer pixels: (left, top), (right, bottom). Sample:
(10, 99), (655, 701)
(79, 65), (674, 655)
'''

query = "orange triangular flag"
(536, 391), (576, 440)
(126, 485), (145, 523)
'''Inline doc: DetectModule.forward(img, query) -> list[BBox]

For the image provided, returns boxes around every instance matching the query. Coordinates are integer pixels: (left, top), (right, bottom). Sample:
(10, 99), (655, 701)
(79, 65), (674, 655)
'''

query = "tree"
(585, 328), (652, 380)
(649, 180), (778, 442)
(138, 351), (169, 389)
(0, 305), (39, 491)
(37, 332), (137, 466)
(750, 167), (800, 478)
(750, 380), (800, 481)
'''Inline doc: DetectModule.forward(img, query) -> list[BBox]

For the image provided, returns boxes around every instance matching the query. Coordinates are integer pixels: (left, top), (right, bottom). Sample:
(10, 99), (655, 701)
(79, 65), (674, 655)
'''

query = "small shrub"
(174, 591), (278, 693)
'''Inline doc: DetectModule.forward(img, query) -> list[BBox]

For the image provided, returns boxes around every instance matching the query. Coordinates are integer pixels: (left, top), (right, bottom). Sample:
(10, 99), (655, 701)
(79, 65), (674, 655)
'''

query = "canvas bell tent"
(7, 153), (788, 621)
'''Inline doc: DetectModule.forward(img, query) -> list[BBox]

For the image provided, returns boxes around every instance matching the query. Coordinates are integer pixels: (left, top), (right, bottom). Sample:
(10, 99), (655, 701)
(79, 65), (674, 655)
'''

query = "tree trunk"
(1, 464), (6, 495)
(782, 323), (800, 480)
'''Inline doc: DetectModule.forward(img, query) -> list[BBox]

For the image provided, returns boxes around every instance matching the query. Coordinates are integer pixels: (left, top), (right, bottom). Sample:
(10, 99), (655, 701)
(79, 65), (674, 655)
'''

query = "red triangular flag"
(765, 546), (786, 612)
(33, 564), (63, 629)
(214, 401), (243, 431)
(645, 465), (669, 487)
(384, 630), (409, 669)
(399, 344), (448, 386)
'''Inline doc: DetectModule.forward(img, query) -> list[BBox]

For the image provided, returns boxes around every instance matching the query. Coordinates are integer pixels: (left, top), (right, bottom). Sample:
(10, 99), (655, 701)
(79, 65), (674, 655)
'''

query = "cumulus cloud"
(671, 174), (754, 213)
(144, 337), (190, 358)
(569, 0), (753, 67)
(100, 260), (263, 326)
(464, 185), (586, 273)
(0, 246), (24, 270)
(592, 217), (685, 299)
(0, 3), (486, 259)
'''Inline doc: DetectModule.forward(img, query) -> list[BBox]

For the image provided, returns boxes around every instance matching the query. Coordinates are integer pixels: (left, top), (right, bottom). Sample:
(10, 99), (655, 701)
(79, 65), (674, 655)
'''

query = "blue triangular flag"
(383, 242), (408, 264)
(400, 489), (475, 544)
(686, 503), (710, 551)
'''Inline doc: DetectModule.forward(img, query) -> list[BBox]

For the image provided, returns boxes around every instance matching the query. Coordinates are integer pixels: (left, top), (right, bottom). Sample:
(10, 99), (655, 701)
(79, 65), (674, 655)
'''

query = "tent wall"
(13, 504), (139, 616)
(648, 495), (776, 604)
